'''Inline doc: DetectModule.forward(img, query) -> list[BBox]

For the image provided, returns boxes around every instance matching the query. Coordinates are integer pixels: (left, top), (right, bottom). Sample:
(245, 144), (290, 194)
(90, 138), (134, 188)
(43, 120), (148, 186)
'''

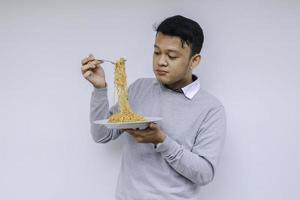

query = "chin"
(155, 75), (172, 85)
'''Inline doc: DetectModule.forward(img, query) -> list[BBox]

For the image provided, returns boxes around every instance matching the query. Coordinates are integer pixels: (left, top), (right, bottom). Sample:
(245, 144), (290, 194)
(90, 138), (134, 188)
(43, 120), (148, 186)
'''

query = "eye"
(154, 51), (160, 55)
(168, 55), (177, 60)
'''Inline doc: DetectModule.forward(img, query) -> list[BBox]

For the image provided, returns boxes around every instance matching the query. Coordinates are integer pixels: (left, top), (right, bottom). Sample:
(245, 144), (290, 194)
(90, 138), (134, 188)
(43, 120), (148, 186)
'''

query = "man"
(81, 15), (226, 200)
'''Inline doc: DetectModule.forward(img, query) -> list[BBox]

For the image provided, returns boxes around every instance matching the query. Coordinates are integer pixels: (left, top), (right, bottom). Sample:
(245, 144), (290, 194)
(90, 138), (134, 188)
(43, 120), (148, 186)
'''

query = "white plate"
(93, 117), (163, 130)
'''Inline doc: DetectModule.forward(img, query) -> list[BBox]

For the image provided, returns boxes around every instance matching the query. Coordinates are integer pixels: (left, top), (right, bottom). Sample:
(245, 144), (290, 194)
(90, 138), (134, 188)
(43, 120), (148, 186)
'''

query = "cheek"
(152, 56), (156, 65)
(152, 57), (156, 69)
(169, 62), (189, 79)
(169, 61), (184, 74)
(153, 55), (158, 65)
(152, 60), (156, 72)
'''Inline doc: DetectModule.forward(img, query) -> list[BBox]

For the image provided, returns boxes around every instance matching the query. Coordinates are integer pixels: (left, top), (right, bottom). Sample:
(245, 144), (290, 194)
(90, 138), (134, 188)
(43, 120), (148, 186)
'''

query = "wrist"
(161, 133), (166, 143)
(157, 132), (166, 144)
(154, 133), (167, 148)
(94, 82), (107, 88)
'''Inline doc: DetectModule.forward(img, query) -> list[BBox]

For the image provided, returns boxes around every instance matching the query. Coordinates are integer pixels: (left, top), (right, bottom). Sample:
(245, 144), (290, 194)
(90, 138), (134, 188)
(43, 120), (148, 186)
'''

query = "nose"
(158, 55), (168, 67)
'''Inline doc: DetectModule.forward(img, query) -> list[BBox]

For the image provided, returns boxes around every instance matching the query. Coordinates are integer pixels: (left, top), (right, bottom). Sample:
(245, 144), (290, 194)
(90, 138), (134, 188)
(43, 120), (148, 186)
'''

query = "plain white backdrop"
(1, 0), (300, 200)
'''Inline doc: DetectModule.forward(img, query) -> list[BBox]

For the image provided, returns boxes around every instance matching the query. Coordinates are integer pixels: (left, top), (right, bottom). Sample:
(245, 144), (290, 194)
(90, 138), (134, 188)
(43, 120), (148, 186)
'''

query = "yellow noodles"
(108, 58), (145, 123)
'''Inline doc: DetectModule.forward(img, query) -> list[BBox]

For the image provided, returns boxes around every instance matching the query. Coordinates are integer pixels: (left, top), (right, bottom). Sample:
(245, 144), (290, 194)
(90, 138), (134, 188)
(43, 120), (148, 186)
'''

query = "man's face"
(153, 32), (192, 89)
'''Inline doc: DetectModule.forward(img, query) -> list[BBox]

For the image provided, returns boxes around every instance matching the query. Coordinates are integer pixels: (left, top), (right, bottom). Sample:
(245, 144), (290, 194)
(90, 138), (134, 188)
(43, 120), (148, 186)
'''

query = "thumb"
(149, 122), (158, 130)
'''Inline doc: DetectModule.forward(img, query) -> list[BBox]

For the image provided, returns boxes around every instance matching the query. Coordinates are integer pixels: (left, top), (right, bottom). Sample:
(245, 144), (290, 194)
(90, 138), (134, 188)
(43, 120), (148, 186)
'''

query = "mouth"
(155, 69), (168, 76)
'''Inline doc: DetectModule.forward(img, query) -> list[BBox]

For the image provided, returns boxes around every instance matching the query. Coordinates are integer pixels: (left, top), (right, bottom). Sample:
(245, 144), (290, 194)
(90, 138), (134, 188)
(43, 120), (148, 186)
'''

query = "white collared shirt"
(181, 76), (201, 99)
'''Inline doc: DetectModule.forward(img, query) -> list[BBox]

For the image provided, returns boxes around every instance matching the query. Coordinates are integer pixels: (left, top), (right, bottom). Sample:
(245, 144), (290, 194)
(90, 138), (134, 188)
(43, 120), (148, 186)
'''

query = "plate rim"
(93, 116), (163, 125)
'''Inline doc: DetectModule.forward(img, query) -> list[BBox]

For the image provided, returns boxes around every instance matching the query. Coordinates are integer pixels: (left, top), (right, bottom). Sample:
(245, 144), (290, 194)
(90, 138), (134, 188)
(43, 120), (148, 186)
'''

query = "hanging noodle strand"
(108, 58), (145, 123)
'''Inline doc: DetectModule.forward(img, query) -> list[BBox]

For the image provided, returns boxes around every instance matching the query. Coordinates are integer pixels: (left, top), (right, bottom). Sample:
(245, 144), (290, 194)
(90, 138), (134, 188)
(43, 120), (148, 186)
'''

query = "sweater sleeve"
(155, 106), (226, 185)
(90, 87), (122, 143)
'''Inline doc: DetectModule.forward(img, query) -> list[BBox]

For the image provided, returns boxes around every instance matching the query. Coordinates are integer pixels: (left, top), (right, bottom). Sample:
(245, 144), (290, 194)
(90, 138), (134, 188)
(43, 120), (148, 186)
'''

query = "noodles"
(108, 58), (145, 123)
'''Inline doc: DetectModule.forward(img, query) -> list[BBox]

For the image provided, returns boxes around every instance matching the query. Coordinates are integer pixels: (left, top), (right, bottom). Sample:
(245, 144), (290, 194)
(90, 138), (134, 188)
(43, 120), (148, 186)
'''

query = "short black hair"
(155, 15), (204, 57)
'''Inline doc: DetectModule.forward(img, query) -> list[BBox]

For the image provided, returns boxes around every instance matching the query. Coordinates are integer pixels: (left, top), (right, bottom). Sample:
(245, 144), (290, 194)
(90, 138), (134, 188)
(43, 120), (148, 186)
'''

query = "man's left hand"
(124, 123), (166, 144)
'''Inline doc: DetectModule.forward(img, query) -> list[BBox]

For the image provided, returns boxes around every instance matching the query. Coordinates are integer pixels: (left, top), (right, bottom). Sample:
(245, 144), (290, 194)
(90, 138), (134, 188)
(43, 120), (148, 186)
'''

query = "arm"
(90, 87), (122, 143)
(155, 106), (226, 185)
(81, 54), (122, 143)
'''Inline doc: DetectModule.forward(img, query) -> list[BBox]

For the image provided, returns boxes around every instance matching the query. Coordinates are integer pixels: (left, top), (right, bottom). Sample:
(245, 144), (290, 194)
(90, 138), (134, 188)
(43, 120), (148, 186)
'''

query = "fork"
(96, 59), (116, 65)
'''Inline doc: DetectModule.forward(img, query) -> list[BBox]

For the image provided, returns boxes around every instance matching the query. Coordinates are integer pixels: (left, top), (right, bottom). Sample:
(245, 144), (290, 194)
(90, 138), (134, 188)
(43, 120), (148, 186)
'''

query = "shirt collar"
(163, 74), (201, 100)
(181, 74), (201, 99)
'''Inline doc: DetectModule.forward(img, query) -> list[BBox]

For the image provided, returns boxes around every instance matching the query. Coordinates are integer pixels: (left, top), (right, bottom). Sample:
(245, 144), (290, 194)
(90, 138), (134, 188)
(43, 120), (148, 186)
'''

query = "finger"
(135, 137), (144, 143)
(127, 132), (143, 141)
(81, 63), (96, 74)
(94, 59), (104, 65)
(124, 128), (139, 133)
(127, 130), (137, 136)
(81, 54), (95, 65)
(89, 60), (103, 69)
(89, 59), (103, 66)
(149, 123), (159, 130)
(93, 60), (104, 69)
(129, 132), (144, 139)
(83, 70), (93, 79)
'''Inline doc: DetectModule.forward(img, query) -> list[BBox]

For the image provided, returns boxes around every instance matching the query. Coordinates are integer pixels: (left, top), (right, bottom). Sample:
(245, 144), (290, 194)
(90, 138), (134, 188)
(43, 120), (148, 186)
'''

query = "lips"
(156, 69), (168, 75)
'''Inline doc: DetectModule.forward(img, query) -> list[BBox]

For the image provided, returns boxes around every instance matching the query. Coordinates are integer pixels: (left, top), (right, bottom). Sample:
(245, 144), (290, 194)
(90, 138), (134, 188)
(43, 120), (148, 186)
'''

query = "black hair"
(155, 15), (204, 57)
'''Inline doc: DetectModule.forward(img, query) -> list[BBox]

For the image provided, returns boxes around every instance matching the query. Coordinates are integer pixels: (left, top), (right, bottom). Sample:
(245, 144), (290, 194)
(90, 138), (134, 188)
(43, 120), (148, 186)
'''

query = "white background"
(1, 0), (300, 200)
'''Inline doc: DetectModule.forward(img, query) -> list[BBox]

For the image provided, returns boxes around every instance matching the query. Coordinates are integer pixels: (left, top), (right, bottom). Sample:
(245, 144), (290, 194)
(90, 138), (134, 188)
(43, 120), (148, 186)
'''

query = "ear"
(190, 54), (201, 70)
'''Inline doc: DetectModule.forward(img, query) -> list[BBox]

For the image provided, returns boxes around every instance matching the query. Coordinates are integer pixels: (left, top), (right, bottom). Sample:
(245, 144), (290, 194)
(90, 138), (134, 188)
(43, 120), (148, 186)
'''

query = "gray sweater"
(90, 78), (226, 200)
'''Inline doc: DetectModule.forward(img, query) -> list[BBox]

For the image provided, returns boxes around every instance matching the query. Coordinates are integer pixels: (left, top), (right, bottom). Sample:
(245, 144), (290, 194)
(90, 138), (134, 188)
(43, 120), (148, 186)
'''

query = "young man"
(81, 15), (226, 200)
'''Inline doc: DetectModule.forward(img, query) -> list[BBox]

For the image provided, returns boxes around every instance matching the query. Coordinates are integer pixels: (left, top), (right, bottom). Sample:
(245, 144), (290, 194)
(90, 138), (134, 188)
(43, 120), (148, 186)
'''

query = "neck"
(165, 74), (193, 90)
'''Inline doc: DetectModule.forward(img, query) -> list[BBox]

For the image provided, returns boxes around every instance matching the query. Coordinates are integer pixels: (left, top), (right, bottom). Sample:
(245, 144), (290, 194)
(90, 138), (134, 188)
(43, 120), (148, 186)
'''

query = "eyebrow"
(154, 44), (180, 53)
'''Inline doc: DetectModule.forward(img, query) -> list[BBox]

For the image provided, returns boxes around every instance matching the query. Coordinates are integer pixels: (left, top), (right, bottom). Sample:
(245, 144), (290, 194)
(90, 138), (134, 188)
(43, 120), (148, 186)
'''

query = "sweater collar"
(163, 74), (201, 100)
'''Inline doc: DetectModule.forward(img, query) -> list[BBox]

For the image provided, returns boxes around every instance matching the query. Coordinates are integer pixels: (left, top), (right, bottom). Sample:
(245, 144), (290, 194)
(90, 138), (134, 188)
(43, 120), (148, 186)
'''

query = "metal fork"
(96, 59), (116, 65)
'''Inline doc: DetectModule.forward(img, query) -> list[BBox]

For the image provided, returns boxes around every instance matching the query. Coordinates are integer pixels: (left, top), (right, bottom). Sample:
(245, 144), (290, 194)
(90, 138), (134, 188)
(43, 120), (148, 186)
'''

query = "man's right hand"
(81, 54), (107, 88)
